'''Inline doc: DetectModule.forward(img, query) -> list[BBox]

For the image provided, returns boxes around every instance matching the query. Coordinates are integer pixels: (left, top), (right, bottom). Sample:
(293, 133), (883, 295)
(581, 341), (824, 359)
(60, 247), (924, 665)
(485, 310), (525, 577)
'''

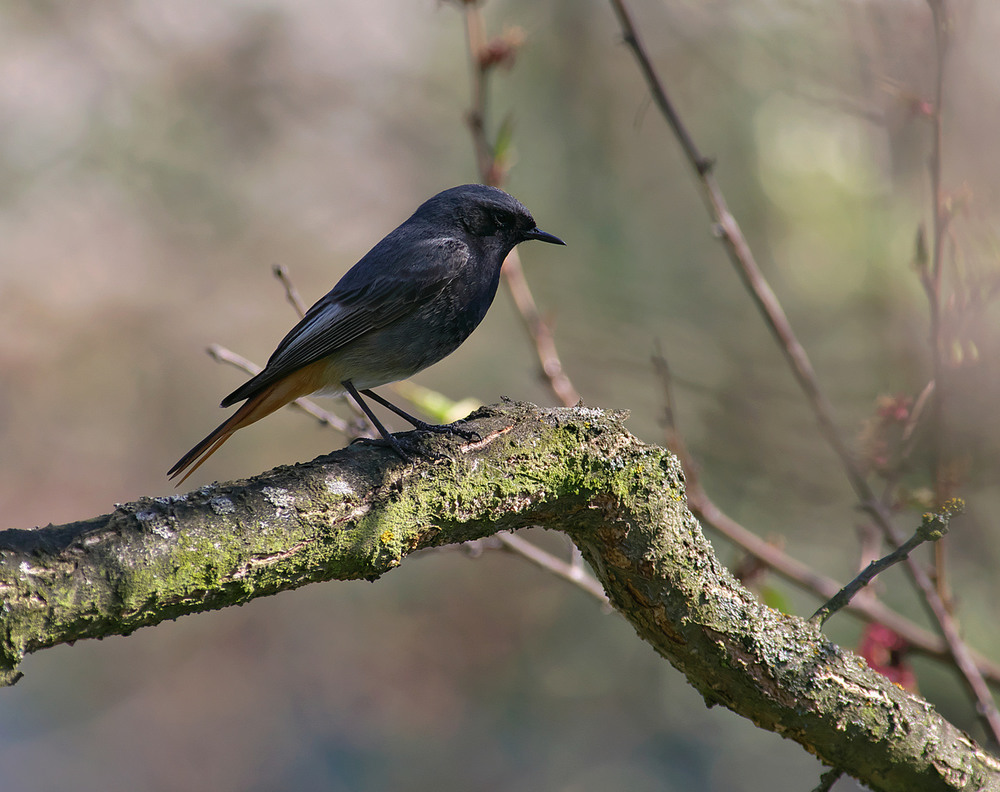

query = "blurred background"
(2, 0), (1000, 789)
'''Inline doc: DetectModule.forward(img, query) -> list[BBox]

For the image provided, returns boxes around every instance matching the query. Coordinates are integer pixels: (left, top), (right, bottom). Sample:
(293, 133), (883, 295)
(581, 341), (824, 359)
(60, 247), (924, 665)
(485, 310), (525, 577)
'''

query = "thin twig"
(501, 250), (580, 406)
(900, 379), (936, 451)
(876, 379), (936, 508)
(609, 0), (1000, 738)
(811, 502), (960, 627)
(462, 4), (496, 184)
(433, 532), (610, 606)
(272, 264), (307, 318)
(496, 531), (610, 605)
(460, 1), (580, 408)
(924, 0), (954, 614)
(206, 344), (357, 436)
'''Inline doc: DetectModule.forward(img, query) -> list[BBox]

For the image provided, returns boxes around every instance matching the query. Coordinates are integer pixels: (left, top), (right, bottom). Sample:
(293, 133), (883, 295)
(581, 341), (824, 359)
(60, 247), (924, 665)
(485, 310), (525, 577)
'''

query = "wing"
(221, 234), (470, 406)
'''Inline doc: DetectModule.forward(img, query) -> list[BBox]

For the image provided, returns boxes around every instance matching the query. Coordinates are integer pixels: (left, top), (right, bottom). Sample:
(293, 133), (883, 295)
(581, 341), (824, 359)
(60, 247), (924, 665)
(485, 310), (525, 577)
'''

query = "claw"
(409, 421), (481, 443)
(350, 434), (412, 461)
(444, 423), (482, 442)
(350, 432), (448, 462)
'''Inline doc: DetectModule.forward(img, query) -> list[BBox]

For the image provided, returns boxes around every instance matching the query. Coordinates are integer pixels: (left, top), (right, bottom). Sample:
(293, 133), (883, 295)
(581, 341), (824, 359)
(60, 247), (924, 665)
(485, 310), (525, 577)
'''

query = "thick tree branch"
(1, 402), (996, 791)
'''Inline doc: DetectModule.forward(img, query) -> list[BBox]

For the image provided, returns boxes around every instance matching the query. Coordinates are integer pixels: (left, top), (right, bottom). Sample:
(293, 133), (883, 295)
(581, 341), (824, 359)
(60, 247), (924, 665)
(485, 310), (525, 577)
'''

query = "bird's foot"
(407, 419), (482, 443)
(350, 421), (480, 461)
(350, 433), (416, 461)
(350, 432), (448, 461)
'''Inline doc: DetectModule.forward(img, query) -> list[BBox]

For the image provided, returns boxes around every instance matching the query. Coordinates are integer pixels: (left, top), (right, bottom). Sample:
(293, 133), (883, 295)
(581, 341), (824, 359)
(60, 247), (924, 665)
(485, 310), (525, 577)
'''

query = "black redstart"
(168, 184), (564, 483)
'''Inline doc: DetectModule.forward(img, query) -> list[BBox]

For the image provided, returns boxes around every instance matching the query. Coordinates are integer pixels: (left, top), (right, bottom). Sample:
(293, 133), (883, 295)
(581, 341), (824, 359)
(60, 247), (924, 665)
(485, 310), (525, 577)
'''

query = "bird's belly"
(316, 313), (474, 394)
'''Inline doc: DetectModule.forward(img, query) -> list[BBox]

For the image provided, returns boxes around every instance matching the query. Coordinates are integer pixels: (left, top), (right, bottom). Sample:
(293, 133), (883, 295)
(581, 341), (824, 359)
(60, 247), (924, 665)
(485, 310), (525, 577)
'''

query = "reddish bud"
(859, 624), (918, 692)
(875, 394), (911, 423)
(478, 27), (525, 70)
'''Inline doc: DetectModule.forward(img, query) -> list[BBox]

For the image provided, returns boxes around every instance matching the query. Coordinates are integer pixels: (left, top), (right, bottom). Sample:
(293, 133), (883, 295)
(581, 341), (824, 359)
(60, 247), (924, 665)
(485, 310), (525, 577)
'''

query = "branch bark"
(1, 402), (996, 791)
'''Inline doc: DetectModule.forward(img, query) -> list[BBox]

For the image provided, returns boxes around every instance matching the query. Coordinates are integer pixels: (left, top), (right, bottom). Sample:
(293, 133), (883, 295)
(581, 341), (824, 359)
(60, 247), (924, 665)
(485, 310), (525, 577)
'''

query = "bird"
(168, 184), (565, 484)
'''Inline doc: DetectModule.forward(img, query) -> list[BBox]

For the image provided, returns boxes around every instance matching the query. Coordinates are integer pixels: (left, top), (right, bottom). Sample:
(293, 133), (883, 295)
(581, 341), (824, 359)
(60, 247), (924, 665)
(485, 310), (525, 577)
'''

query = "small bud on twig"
(477, 27), (525, 71)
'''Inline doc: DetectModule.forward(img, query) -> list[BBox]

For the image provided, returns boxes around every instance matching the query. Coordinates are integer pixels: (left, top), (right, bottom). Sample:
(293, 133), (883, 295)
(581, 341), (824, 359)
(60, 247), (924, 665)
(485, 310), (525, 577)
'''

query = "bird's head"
(415, 184), (565, 248)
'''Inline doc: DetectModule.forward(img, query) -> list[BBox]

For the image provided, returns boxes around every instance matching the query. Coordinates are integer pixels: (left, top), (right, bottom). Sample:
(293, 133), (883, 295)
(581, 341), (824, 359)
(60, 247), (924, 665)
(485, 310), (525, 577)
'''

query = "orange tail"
(168, 366), (327, 486)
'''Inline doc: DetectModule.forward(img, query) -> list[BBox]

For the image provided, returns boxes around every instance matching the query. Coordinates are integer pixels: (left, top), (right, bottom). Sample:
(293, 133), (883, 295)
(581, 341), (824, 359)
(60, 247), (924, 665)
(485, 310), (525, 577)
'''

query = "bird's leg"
(343, 381), (410, 460)
(360, 388), (481, 441)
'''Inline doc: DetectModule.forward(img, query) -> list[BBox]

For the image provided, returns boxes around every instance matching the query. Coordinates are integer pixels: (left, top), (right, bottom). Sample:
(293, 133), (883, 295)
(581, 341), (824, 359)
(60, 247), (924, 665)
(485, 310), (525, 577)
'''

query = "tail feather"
(168, 392), (274, 486)
(169, 363), (330, 486)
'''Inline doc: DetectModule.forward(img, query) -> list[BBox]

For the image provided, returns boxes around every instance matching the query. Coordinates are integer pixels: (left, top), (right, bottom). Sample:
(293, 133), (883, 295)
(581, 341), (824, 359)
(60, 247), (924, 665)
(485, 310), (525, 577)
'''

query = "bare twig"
(811, 501), (961, 627)
(428, 531), (610, 605)
(462, 4), (496, 184)
(273, 264), (307, 317)
(206, 344), (357, 436)
(460, 1), (580, 408)
(496, 532), (610, 605)
(609, 0), (1000, 738)
(923, 0), (954, 612)
(500, 252), (580, 407)
(875, 380), (936, 510)
(900, 379), (936, 452)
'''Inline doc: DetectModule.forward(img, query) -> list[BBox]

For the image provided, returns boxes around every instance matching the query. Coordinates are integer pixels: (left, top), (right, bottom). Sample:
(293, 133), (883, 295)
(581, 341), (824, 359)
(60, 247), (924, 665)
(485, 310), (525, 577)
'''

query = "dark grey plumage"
(223, 184), (562, 406)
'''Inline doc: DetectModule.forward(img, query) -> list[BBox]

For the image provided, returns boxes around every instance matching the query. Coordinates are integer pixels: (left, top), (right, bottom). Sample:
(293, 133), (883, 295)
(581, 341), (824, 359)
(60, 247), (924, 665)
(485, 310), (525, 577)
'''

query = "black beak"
(522, 226), (566, 246)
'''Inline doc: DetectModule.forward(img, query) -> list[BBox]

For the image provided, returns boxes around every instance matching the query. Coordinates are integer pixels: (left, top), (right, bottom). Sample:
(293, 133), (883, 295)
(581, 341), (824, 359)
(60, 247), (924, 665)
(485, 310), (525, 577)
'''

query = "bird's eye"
(491, 211), (510, 230)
